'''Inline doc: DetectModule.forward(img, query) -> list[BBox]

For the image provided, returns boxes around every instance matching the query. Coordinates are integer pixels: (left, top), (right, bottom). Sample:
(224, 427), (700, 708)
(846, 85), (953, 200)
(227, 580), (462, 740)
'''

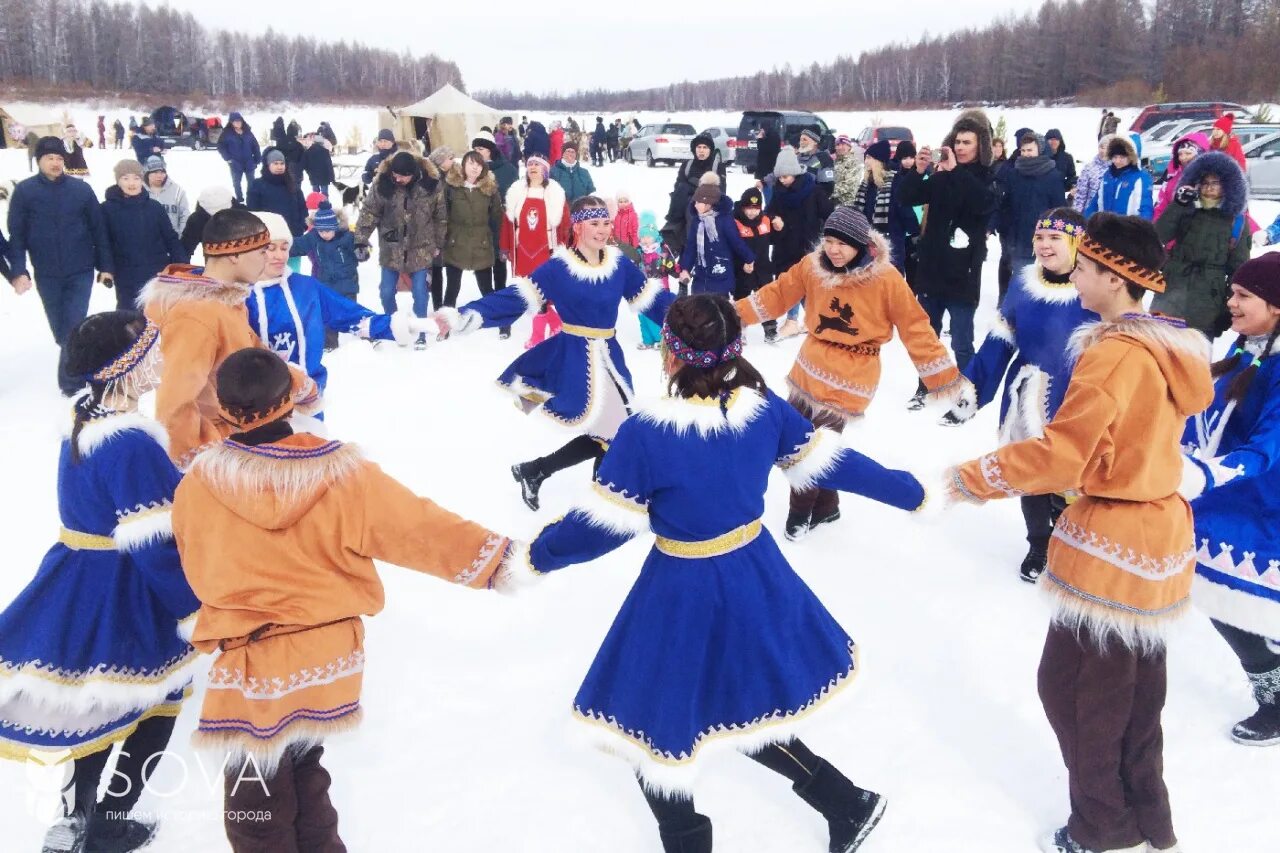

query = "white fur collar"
(1067, 314), (1211, 364)
(139, 270), (252, 313)
(636, 388), (767, 437)
(74, 411), (170, 457)
(807, 231), (895, 289)
(553, 245), (621, 282)
(1020, 264), (1079, 305)
(505, 180), (566, 228)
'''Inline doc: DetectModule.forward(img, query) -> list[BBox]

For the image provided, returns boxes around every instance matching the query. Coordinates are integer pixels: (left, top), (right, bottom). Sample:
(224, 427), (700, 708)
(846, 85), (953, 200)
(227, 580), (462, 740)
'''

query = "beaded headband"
(1077, 234), (1167, 293)
(203, 227), (271, 257)
(661, 324), (743, 368)
(571, 207), (610, 224)
(92, 320), (158, 383)
(218, 394), (294, 431)
(1035, 217), (1084, 237)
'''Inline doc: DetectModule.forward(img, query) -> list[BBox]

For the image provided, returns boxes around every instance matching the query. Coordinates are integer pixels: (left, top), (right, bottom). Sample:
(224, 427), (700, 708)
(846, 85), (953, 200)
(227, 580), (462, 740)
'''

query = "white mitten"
(491, 542), (544, 595)
(389, 312), (414, 346)
(408, 315), (442, 337)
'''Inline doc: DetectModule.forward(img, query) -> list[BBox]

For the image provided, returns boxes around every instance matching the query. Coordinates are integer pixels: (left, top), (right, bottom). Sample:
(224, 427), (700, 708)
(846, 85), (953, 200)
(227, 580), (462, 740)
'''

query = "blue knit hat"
(313, 200), (340, 232)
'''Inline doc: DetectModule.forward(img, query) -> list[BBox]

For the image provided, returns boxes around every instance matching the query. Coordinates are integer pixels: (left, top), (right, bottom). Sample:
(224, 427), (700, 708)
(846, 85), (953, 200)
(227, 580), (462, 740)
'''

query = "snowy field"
(1, 105), (1279, 852)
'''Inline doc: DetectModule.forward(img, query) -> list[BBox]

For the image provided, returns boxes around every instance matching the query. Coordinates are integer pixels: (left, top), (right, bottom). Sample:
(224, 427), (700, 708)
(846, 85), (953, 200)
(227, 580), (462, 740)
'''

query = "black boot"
(512, 461), (547, 511)
(809, 504), (840, 532)
(1233, 664), (1280, 746)
(791, 759), (886, 853)
(1020, 547), (1048, 583)
(785, 509), (812, 542)
(659, 814), (712, 853)
(906, 380), (927, 411)
(86, 810), (158, 852)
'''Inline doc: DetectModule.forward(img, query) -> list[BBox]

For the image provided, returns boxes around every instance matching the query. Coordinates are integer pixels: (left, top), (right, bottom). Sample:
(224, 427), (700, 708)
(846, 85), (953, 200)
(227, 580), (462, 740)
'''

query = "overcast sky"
(166, 2), (1049, 93)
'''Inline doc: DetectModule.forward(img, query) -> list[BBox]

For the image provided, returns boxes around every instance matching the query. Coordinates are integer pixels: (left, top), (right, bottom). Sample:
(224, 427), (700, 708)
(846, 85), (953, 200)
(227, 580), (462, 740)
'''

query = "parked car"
(1245, 131), (1280, 200)
(1146, 122), (1280, 181)
(698, 127), (740, 164)
(1129, 101), (1249, 134)
(627, 123), (698, 167)
(1140, 118), (1199, 147)
(734, 110), (834, 174)
(146, 105), (222, 151)
(854, 125), (914, 159)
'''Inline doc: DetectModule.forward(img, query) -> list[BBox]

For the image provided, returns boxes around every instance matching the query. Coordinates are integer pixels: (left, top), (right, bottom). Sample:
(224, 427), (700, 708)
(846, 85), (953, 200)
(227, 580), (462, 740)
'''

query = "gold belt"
(59, 528), (116, 551)
(561, 323), (615, 339)
(655, 519), (763, 559)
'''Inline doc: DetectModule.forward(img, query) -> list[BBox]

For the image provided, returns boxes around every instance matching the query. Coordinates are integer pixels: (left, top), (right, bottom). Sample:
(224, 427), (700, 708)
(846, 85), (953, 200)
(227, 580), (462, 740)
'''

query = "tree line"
(0, 0), (463, 104)
(476, 0), (1280, 111)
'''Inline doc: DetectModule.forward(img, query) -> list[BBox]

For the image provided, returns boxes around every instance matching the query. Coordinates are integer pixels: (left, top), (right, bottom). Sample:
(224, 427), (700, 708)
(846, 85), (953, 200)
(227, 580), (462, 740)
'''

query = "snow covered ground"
(1, 105), (1278, 852)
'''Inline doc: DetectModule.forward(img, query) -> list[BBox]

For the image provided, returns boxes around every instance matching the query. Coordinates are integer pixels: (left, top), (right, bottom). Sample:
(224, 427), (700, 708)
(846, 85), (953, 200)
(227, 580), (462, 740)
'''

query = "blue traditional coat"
(963, 264), (1096, 443)
(448, 246), (674, 436)
(503, 388), (926, 793)
(0, 412), (199, 760)
(1184, 336), (1280, 638)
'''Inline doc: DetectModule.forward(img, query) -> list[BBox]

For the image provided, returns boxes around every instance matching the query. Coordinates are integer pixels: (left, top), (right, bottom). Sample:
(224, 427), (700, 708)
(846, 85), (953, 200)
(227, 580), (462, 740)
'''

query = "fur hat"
(772, 146), (804, 178)
(738, 187), (764, 209)
(1106, 136), (1138, 162)
(312, 200), (340, 232)
(472, 131), (499, 159)
(1232, 253), (1280, 308)
(894, 140), (917, 161)
(113, 159), (144, 181)
(864, 140), (892, 164)
(943, 109), (994, 167)
(390, 150), (419, 176)
(428, 146), (454, 168)
(34, 136), (64, 161)
(823, 206), (873, 253)
(254, 211), (293, 247)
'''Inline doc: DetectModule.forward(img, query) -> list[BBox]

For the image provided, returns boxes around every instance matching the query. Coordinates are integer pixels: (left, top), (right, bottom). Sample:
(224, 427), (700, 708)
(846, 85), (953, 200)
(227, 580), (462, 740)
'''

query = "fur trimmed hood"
(138, 264), (252, 315)
(1068, 314), (1213, 417)
(1177, 150), (1248, 220)
(444, 164), (498, 196)
(805, 230), (894, 288)
(373, 152), (441, 198)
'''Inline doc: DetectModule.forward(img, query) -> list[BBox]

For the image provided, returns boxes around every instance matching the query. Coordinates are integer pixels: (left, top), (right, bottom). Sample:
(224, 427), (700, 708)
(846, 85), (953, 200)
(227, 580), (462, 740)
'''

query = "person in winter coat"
(217, 111), (261, 203)
(291, 201), (359, 299)
(143, 155), (190, 236)
(590, 117), (608, 167)
(550, 143), (596, 203)
(100, 159), (188, 310)
(276, 122), (305, 182)
(852, 140), (897, 244)
(301, 132), (335, 196)
(525, 120), (551, 161)
(111, 118), (125, 149)
(473, 131), (520, 323)
(661, 132), (728, 257)
(181, 185), (240, 257)
(131, 117), (164, 164)
(442, 152), (503, 315)
(677, 176), (755, 295)
(1072, 135), (1111, 214)
(318, 121), (338, 147)
(832, 134), (864, 207)
(767, 147), (834, 339)
(997, 132), (1067, 268)
(733, 186), (778, 340)
(1152, 151), (1252, 338)
(362, 128), (397, 187)
(60, 125), (90, 177)
(7, 137), (111, 371)
(502, 155), (569, 349)
(796, 128), (836, 198)
(172, 348), (508, 853)
(613, 190), (639, 250)
(247, 147), (308, 272)
(1155, 132), (1211, 221)
(1085, 134), (1154, 220)
(898, 109), (998, 375)
(753, 124), (782, 200)
(887, 141), (922, 282)
(635, 215), (677, 348)
(355, 150), (447, 336)
(1043, 128), (1076, 192)
(1099, 110), (1121, 139)
(1210, 113), (1248, 172)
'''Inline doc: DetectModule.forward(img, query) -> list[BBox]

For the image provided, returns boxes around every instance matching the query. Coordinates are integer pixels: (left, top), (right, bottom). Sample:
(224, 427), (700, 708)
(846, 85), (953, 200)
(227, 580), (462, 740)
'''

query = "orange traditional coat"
(142, 265), (317, 468)
(735, 234), (960, 419)
(951, 315), (1214, 650)
(172, 433), (509, 769)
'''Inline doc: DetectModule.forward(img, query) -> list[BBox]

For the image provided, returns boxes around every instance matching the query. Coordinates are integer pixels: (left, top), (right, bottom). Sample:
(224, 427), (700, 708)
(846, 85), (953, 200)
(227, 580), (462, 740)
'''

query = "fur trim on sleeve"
(627, 276), (663, 313)
(778, 428), (844, 490)
(580, 482), (650, 536)
(77, 413), (171, 458)
(491, 541), (544, 595)
(113, 503), (175, 552)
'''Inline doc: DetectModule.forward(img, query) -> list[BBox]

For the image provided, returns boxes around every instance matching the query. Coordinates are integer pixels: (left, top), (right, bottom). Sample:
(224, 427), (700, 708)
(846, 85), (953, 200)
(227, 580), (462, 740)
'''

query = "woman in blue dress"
(1181, 253), (1280, 746)
(941, 207), (1098, 582)
(494, 295), (930, 853)
(435, 195), (675, 510)
(0, 311), (201, 853)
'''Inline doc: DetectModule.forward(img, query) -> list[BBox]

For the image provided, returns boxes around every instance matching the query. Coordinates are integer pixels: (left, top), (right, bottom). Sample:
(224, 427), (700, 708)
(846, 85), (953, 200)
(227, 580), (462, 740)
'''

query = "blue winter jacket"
(362, 148), (394, 187)
(99, 186), (188, 289)
(247, 166), (308, 237)
(217, 114), (261, 170)
(1264, 213), (1280, 247)
(550, 161), (596, 203)
(1085, 162), (1153, 220)
(132, 132), (164, 163)
(246, 271), (394, 395)
(7, 172), (110, 278)
(997, 156), (1067, 259)
(290, 229), (359, 297)
(679, 195), (756, 295)
(523, 122), (551, 160)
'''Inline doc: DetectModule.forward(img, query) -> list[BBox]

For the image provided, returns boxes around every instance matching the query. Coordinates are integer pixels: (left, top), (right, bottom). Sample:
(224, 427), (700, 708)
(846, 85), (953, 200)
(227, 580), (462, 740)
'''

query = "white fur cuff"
(779, 429), (844, 491)
(580, 483), (650, 536)
(1179, 454), (1208, 501)
(492, 541), (544, 595)
(114, 506), (174, 552)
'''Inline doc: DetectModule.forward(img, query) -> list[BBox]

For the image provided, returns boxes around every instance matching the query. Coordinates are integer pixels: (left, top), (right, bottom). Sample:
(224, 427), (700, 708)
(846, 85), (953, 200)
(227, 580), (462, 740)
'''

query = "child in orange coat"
(943, 214), (1214, 853)
(736, 206), (959, 540)
(173, 348), (512, 852)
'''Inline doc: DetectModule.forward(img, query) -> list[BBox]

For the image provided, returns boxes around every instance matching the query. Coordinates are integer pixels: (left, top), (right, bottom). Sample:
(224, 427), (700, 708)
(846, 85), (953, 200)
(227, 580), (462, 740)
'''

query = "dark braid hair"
(1211, 325), (1280, 404)
(664, 294), (767, 401)
(61, 310), (149, 464)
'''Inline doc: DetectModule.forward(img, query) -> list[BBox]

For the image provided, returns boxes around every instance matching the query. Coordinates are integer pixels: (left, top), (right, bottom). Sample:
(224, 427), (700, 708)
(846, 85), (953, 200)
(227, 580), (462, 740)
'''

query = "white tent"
(383, 84), (503, 155)
(0, 103), (64, 149)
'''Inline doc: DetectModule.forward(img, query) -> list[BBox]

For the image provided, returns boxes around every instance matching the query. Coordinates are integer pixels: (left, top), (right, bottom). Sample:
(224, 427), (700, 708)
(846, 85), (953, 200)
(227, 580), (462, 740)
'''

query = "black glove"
(354, 244), (371, 263)
(1174, 185), (1199, 206)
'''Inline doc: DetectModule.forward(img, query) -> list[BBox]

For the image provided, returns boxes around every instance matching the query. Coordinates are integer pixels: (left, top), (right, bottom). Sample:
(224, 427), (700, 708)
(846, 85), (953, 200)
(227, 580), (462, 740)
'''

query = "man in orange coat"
(140, 209), (318, 468)
(944, 213), (1213, 853)
(173, 348), (512, 852)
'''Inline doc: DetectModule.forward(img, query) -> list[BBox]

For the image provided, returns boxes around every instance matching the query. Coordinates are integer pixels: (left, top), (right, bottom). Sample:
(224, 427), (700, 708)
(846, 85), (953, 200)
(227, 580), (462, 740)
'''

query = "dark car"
(1129, 101), (1249, 134)
(147, 106), (222, 151)
(735, 110), (833, 173)
(855, 126), (914, 158)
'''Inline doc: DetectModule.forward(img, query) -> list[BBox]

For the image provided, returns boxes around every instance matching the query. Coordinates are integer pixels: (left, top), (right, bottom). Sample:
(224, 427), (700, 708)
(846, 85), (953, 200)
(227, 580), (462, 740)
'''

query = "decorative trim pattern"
(778, 429), (844, 491)
(206, 651), (365, 701)
(747, 290), (772, 323)
(492, 540), (544, 594)
(792, 356), (876, 401)
(190, 440), (365, 512)
(627, 277), (663, 313)
(1052, 519), (1196, 582)
(113, 504), (174, 553)
(914, 355), (956, 380)
(453, 533), (508, 586)
(978, 452), (1025, 497)
(580, 482), (650, 536)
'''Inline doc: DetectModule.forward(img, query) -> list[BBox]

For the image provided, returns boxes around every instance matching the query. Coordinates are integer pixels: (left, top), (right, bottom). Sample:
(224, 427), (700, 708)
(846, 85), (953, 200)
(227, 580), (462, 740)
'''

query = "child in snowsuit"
(290, 200), (361, 349)
(733, 186), (779, 341)
(613, 190), (639, 252)
(173, 347), (511, 853)
(945, 213), (1214, 853)
(677, 175), (754, 296)
(636, 214), (677, 349)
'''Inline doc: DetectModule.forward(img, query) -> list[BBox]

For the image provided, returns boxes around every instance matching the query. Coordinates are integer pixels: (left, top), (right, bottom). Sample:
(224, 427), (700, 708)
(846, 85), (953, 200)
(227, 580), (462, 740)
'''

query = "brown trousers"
(787, 394), (847, 517)
(1037, 624), (1176, 851)
(224, 744), (346, 853)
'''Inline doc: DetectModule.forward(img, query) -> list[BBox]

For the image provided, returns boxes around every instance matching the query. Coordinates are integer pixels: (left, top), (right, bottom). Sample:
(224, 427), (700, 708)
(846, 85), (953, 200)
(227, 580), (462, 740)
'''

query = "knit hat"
(738, 187), (764, 209)
(1213, 114), (1235, 135)
(264, 148), (286, 165)
(254, 211), (293, 247)
(1232, 253), (1280, 308)
(34, 136), (64, 161)
(692, 182), (722, 206)
(305, 191), (326, 211)
(894, 140), (917, 161)
(113, 159), (144, 181)
(427, 146), (454, 168)
(196, 184), (234, 215)
(390, 150), (419, 176)
(471, 131), (499, 159)
(143, 155), (167, 176)
(864, 140), (892, 164)
(312, 200), (340, 232)
(834, 134), (853, 148)
(822, 206), (873, 253)
(772, 147), (804, 177)
(377, 128), (396, 143)
(800, 128), (821, 145)
(562, 141), (578, 153)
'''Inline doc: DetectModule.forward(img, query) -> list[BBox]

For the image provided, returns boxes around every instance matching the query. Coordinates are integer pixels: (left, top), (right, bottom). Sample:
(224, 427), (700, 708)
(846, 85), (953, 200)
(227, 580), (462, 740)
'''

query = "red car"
(855, 126), (913, 158)
(1129, 102), (1248, 134)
